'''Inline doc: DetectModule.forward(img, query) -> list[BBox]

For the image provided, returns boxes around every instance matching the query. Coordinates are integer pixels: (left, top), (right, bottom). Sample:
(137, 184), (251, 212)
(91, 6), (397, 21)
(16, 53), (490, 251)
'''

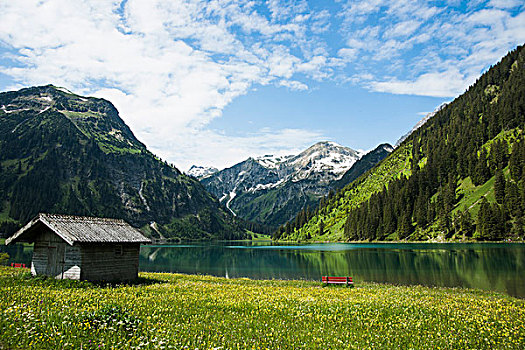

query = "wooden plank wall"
(63, 245), (81, 280)
(80, 243), (140, 281)
(31, 229), (81, 279)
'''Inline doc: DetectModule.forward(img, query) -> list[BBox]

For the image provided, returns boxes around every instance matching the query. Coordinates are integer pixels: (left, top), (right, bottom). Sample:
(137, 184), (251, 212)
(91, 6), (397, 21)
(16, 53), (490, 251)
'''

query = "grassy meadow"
(1, 266), (524, 349)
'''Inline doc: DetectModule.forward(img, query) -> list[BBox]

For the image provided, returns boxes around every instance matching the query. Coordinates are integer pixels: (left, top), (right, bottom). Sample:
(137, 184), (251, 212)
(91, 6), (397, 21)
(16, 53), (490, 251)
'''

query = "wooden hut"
(5, 213), (151, 281)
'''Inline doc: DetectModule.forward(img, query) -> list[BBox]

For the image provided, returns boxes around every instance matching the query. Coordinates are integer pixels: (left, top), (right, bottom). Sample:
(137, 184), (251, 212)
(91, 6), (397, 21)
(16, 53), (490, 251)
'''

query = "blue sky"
(0, 0), (524, 170)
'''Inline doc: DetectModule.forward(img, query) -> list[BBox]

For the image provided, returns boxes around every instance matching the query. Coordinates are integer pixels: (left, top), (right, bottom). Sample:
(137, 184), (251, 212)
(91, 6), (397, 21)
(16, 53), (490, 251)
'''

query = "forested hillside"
(0, 85), (246, 240)
(278, 44), (525, 242)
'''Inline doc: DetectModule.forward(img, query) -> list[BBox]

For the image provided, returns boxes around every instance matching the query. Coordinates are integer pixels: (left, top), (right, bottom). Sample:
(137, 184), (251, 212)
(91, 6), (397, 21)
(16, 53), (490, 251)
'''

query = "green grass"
(248, 231), (271, 240)
(454, 176), (495, 217)
(454, 167), (512, 218)
(293, 142), (413, 241)
(61, 110), (142, 155)
(97, 143), (142, 155)
(480, 128), (522, 155)
(1, 267), (524, 349)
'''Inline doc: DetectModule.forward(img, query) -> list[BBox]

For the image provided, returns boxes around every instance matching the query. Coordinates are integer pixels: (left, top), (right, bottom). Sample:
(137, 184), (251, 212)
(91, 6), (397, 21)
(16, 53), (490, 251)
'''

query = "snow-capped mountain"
(186, 165), (218, 179)
(285, 141), (363, 182)
(201, 141), (366, 227)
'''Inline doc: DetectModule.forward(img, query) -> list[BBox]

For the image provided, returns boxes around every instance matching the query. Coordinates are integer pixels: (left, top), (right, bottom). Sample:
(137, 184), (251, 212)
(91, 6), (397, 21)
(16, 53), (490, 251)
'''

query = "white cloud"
(369, 68), (474, 97)
(279, 80), (309, 91)
(489, 0), (523, 9)
(337, 48), (358, 62)
(152, 127), (324, 171)
(0, 0), (334, 170)
(384, 20), (422, 38)
(0, 0), (523, 168)
(339, 0), (525, 97)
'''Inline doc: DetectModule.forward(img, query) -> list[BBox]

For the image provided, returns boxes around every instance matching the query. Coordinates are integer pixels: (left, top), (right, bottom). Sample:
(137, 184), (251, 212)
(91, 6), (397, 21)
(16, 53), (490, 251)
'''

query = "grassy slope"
(289, 142), (413, 241)
(286, 44), (525, 243)
(0, 267), (524, 349)
(453, 128), (523, 218)
(291, 126), (523, 242)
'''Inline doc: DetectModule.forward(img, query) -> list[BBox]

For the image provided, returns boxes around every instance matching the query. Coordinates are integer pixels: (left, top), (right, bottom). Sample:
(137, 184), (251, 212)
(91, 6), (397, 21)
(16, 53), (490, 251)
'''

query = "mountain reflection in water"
(3, 241), (523, 298)
(139, 242), (525, 298)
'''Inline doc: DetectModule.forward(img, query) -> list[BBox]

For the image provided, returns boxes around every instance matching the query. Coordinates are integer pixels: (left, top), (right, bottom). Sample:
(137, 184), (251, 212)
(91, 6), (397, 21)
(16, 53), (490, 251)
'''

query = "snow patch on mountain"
(203, 140), (364, 202)
(1, 105), (30, 114)
(255, 154), (294, 169)
(226, 190), (237, 216)
(39, 95), (53, 102)
(249, 178), (286, 192)
(287, 141), (363, 181)
(186, 165), (219, 179)
(55, 86), (74, 94)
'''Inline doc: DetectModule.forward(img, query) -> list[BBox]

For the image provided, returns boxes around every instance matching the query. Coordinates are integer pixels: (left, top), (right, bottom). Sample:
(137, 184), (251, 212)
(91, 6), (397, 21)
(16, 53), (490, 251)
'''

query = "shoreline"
(274, 239), (525, 244)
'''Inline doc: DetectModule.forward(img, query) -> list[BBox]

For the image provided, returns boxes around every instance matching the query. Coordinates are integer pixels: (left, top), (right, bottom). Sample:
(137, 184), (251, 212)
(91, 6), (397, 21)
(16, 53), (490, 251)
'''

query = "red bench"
(10, 263), (26, 268)
(322, 276), (353, 286)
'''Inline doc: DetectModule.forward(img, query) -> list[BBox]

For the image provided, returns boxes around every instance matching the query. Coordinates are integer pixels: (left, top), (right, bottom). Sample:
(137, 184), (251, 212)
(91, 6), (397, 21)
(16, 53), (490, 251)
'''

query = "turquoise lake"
(4, 241), (525, 298)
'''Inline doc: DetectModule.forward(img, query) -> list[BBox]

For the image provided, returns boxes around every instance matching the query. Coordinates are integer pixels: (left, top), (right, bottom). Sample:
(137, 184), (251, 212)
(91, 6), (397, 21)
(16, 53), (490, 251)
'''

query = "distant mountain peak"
(288, 141), (363, 180)
(378, 143), (394, 153)
(186, 165), (219, 179)
(200, 140), (368, 227)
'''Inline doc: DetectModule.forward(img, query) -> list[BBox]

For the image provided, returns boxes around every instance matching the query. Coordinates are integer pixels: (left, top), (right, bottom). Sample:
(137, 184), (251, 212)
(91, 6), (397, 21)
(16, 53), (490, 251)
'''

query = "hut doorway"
(46, 243), (65, 277)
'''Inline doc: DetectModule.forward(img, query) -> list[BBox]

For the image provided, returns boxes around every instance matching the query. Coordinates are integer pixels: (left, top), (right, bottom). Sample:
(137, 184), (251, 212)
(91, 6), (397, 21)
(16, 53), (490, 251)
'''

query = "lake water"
(139, 242), (525, 298)
(4, 241), (525, 298)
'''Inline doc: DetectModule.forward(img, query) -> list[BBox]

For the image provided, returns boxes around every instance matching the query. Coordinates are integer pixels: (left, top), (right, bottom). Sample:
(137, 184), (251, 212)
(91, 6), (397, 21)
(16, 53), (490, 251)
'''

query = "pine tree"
(491, 140), (507, 170)
(439, 211), (452, 237)
(505, 180), (521, 217)
(473, 150), (490, 186)
(494, 169), (506, 204)
(273, 225), (283, 240)
(509, 140), (524, 181)
(413, 193), (428, 227)
(455, 209), (474, 238)
(318, 220), (325, 236)
(477, 198), (490, 240)
(398, 212), (413, 239)
(477, 198), (504, 241)
(443, 176), (457, 212)
(343, 215), (351, 238)
(493, 203), (506, 241)
(285, 222), (291, 237)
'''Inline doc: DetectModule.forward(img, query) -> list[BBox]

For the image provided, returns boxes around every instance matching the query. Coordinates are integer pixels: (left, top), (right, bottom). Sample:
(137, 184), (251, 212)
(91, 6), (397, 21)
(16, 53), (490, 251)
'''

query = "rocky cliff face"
(201, 141), (364, 227)
(0, 85), (245, 240)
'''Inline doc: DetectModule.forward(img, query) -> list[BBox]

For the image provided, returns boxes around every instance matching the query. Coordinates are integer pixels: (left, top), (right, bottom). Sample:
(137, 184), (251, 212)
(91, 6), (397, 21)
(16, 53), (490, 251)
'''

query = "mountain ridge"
(0, 85), (246, 240)
(280, 44), (525, 242)
(200, 141), (389, 228)
(333, 143), (393, 190)
(394, 103), (447, 148)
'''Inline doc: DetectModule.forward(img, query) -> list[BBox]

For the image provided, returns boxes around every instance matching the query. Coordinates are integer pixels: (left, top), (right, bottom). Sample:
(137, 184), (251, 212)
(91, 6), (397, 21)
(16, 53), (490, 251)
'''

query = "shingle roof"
(5, 213), (151, 246)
